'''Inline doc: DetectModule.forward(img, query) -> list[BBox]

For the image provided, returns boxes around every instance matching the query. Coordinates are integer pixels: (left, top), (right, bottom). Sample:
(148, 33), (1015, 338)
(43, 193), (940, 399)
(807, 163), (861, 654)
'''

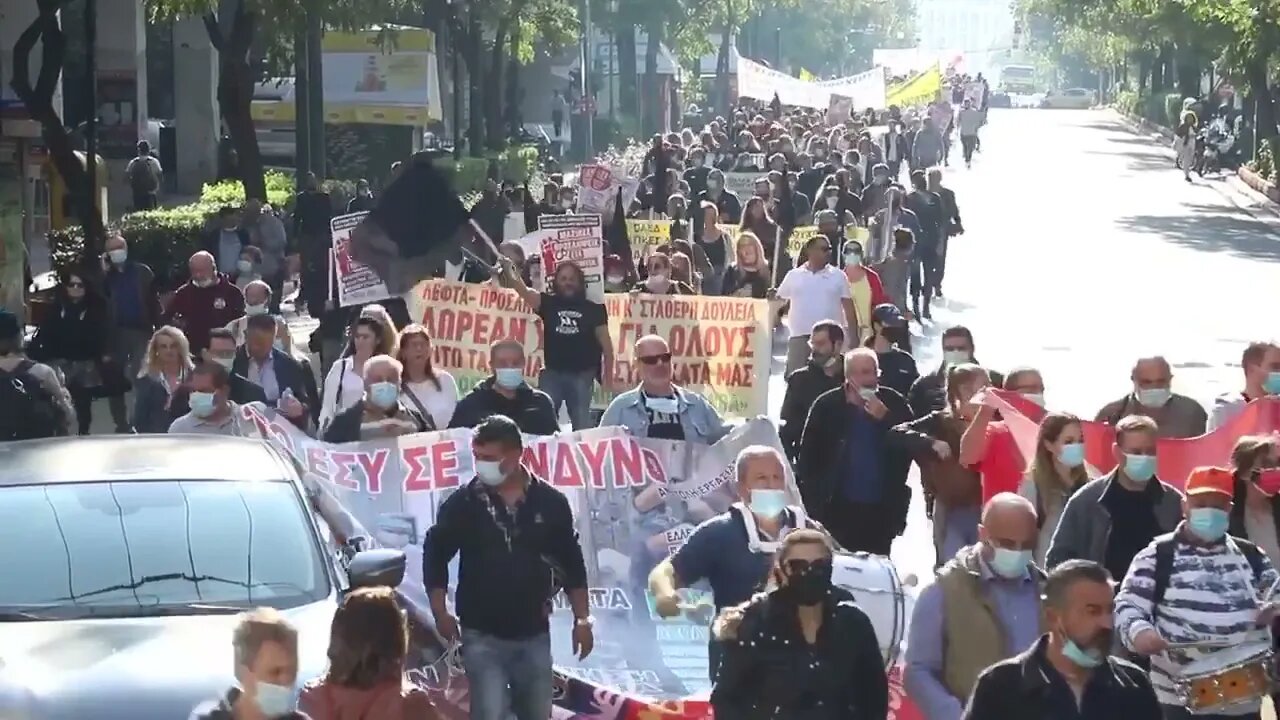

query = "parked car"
(1040, 88), (1097, 109)
(0, 435), (433, 720)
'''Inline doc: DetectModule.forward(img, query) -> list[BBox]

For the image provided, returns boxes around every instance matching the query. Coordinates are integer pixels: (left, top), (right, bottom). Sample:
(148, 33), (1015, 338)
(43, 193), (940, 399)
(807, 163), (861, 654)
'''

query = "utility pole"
(307, 1), (325, 177)
(294, 27), (312, 182)
(85, 0), (99, 256)
(579, 0), (593, 156)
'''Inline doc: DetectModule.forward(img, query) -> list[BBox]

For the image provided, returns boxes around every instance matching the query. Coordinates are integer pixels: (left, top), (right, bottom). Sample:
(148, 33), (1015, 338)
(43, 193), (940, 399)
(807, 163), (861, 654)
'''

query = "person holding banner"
(601, 335), (730, 444)
(499, 258), (616, 431)
(710, 529), (889, 720)
(1209, 341), (1280, 431)
(321, 354), (428, 443)
(424, 415), (592, 720)
(168, 361), (244, 436)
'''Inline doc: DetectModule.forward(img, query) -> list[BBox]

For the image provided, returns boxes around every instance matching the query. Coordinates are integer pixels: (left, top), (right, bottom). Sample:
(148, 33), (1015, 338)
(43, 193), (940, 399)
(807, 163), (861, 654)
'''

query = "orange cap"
(1184, 466), (1235, 497)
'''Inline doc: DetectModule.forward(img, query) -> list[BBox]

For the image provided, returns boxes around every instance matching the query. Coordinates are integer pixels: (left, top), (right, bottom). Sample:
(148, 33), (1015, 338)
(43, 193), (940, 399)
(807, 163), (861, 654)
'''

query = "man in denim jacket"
(600, 334), (730, 444)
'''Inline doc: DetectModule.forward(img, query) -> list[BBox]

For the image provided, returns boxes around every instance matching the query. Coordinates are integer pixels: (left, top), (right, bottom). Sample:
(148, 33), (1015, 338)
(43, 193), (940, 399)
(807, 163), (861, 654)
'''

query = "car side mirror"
(348, 548), (406, 589)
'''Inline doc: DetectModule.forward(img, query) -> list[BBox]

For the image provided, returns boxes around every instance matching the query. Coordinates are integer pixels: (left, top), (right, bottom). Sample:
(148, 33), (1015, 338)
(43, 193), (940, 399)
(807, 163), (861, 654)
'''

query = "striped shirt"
(1115, 530), (1278, 713)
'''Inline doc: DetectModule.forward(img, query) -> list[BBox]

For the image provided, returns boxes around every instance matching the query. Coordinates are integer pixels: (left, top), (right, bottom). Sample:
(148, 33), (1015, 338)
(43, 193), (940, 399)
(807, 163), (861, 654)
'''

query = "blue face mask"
(495, 367), (524, 390)
(368, 381), (399, 410)
(989, 547), (1031, 579)
(1123, 453), (1157, 482)
(1265, 371), (1280, 396)
(749, 489), (788, 519)
(1058, 442), (1086, 468)
(254, 682), (297, 718)
(1062, 637), (1105, 669)
(1188, 507), (1230, 542)
(189, 391), (217, 418)
(1136, 388), (1172, 407)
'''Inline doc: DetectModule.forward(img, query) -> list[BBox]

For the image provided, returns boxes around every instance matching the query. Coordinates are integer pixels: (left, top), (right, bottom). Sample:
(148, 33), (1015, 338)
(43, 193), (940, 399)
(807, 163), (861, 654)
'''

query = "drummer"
(1115, 466), (1280, 720)
(648, 444), (824, 680)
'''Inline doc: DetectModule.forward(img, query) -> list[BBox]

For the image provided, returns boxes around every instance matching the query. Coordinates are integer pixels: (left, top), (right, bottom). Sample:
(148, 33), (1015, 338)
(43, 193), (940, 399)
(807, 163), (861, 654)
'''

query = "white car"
(1040, 88), (1097, 109)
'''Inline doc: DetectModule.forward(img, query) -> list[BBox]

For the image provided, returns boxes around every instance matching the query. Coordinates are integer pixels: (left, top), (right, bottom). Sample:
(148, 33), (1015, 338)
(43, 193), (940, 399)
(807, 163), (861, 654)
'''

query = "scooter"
(1195, 117), (1237, 175)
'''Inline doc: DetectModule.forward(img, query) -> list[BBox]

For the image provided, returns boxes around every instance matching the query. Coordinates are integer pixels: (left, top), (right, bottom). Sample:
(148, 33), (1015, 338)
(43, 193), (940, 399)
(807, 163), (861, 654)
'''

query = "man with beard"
(962, 560), (1160, 720)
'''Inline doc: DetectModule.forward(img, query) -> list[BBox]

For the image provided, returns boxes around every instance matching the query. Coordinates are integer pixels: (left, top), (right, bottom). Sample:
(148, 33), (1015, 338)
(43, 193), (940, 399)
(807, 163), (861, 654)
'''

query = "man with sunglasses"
(905, 493), (1044, 720)
(600, 335), (729, 444)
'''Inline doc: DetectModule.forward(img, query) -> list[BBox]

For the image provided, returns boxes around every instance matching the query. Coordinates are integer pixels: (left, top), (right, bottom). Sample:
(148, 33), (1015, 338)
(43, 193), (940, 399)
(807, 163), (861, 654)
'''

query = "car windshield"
(1002, 67), (1033, 79)
(0, 480), (330, 619)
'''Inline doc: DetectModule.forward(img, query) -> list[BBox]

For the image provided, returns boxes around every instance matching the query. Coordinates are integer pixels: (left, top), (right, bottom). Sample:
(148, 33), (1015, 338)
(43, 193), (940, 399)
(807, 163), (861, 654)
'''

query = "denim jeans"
(540, 368), (596, 431)
(460, 629), (554, 720)
(932, 501), (980, 567)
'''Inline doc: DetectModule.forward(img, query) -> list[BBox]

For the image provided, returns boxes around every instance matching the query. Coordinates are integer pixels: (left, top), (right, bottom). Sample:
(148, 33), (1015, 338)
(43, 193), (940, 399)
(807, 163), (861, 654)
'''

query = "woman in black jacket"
(29, 269), (125, 434)
(711, 529), (888, 720)
(888, 363), (988, 567)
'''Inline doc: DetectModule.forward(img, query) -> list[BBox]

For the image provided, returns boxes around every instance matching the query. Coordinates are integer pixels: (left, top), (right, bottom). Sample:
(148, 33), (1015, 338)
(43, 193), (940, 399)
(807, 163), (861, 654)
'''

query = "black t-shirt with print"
(721, 266), (770, 299)
(642, 391), (685, 440)
(537, 293), (607, 373)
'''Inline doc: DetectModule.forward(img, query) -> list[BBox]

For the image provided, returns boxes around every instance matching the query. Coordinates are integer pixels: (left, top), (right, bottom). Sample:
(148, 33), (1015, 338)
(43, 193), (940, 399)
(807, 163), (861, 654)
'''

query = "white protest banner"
(536, 214), (606, 302)
(235, 405), (921, 720)
(577, 164), (641, 214)
(330, 211), (393, 307)
(737, 56), (829, 109)
(818, 67), (888, 112)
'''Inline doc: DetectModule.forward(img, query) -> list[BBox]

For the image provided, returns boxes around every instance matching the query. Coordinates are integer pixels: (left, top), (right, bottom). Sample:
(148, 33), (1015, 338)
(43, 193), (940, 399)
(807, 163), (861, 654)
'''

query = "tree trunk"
(203, 11), (266, 200)
(617, 24), (637, 117)
(1150, 46), (1165, 93)
(505, 22), (521, 139)
(485, 26), (508, 150)
(642, 20), (661, 136)
(715, 0), (734, 115)
(1247, 55), (1278, 153)
(1174, 44), (1200, 99)
(10, 0), (106, 263)
(466, 13), (484, 158)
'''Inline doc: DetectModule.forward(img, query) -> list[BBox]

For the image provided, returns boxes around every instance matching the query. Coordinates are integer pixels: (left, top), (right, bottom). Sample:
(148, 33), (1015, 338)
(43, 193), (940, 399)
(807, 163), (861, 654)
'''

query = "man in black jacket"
(908, 325), (1004, 419)
(963, 560), (1161, 720)
(779, 320), (845, 462)
(928, 167), (963, 297)
(449, 339), (559, 434)
(796, 347), (913, 554)
(233, 314), (312, 431)
(425, 415), (592, 720)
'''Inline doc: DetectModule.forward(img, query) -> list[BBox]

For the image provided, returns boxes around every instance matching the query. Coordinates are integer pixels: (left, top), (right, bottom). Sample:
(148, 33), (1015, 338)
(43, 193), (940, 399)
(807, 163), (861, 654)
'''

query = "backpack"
(128, 156), (159, 194)
(0, 360), (69, 440)
(1149, 532), (1268, 616)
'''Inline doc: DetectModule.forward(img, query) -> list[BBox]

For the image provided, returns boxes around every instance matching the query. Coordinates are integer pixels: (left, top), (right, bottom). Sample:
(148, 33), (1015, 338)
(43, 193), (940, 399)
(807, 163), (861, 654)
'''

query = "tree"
(9, 0), (108, 262)
(148, 0), (418, 199)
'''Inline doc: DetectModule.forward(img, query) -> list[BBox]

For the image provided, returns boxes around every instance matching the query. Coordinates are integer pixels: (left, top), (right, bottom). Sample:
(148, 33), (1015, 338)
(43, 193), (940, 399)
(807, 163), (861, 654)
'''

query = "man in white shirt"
(771, 235), (856, 376)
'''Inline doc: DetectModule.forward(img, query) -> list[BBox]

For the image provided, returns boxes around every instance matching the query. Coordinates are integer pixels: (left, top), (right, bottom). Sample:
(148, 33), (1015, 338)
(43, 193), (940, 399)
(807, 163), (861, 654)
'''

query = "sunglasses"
(638, 353), (673, 365)
(783, 558), (832, 575)
(66, 282), (84, 289)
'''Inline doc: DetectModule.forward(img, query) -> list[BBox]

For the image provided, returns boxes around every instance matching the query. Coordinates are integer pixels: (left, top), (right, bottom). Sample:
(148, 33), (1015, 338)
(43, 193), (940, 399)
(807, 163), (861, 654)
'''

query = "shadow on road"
(1115, 202), (1280, 262)
(1082, 148), (1174, 173)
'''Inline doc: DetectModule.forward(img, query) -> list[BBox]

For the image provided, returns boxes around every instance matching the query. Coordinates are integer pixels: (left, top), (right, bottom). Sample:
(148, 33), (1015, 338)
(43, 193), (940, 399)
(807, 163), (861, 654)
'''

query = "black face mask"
(777, 558), (833, 606)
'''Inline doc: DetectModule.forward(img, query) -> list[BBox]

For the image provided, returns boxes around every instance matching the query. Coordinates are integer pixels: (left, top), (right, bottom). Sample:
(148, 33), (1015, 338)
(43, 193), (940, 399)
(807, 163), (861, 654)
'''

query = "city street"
(817, 107), (1280, 581)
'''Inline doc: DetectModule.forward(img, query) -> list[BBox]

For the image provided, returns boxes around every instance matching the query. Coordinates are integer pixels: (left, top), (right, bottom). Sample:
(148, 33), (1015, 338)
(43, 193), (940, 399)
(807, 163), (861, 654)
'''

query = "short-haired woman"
(299, 587), (441, 720)
(711, 529), (888, 719)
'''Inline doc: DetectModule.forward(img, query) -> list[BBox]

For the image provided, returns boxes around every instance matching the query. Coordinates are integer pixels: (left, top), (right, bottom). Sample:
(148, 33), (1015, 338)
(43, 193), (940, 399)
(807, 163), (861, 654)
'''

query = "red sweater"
(164, 275), (245, 353)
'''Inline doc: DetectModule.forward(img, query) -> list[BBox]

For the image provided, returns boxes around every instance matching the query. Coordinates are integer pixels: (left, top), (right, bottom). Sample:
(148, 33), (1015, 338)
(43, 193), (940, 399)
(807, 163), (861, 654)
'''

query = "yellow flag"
(799, 68), (816, 82)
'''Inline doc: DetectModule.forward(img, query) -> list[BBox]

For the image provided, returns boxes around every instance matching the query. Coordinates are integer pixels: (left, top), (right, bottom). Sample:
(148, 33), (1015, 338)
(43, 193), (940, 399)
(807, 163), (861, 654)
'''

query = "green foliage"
(50, 205), (211, 291)
(1114, 89), (1142, 116)
(1163, 92), (1184, 128)
(199, 171), (295, 209)
(1251, 139), (1275, 181)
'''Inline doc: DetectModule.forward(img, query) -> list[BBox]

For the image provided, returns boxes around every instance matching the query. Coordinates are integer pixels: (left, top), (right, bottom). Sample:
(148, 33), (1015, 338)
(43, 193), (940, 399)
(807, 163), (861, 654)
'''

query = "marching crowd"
(9, 91), (1279, 720)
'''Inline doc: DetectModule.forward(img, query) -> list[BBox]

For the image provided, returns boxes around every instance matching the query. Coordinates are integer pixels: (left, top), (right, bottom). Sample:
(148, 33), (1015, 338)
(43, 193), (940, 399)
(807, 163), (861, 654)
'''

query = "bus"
(999, 65), (1037, 94)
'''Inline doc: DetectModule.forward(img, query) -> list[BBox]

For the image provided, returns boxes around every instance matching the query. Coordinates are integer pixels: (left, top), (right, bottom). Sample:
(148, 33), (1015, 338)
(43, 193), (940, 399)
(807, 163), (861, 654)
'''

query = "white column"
(95, 0), (148, 213)
(172, 17), (219, 195)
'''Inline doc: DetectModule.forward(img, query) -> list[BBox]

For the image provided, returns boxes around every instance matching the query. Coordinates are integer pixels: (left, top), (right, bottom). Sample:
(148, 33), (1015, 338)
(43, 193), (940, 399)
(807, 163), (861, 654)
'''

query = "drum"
(1170, 638), (1275, 713)
(832, 551), (917, 669)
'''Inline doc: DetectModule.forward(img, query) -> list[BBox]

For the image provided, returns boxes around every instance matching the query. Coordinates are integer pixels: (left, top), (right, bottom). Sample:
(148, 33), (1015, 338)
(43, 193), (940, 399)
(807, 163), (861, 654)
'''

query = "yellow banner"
(886, 65), (942, 108)
(625, 219), (672, 264)
(406, 279), (772, 417)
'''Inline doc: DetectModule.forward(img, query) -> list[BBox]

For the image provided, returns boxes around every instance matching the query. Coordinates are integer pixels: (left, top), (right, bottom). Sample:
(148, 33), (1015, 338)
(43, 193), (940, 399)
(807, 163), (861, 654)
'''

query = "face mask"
(560, 200), (573, 210)
(989, 547), (1031, 579)
(1257, 469), (1280, 497)
(1059, 442), (1087, 468)
(212, 357), (234, 371)
(1265, 371), (1280, 395)
(1123, 453), (1157, 482)
(844, 252), (863, 266)
(1187, 506), (1230, 542)
(1136, 388), (1172, 407)
(749, 489), (787, 519)
(189, 391), (217, 418)
(273, 339), (285, 352)
(237, 260), (253, 274)
(707, 180), (721, 191)
(495, 367), (524, 390)
(825, 196), (839, 209)
(814, 149), (826, 159)
(1061, 634), (1106, 669)
(645, 396), (679, 415)
(857, 386), (878, 401)
(475, 459), (507, 486)
(1021, 392), (1045, 407)
(606, 275), (625, 285)
(254, 682), (297, 718)
(368, 381), (399, 410)
(107, 249), (127, 264)
(245, 303), (268, 317)
(648, 271), (670, 286)
(942, 349), (971, 366)
(779, 559), (833, 606)
(193, 277), (214, 288)
(811, 351), (832, 368)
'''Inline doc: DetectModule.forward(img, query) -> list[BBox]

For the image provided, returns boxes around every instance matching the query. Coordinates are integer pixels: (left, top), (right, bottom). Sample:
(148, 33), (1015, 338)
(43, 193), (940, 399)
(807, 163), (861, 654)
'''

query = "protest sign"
(236, 406), (922, 720)
(536, 214), (605, 302)
(577, 164), (641, 214)
(331, 212), (393, 307)
(721, 171), (759, 199)
(625, 219), (673, 265)
(406, 279), (771, 416)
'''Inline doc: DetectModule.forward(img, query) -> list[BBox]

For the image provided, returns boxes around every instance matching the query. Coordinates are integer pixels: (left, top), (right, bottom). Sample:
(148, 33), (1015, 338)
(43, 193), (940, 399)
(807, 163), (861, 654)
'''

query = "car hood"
(0, 601), (334, 720)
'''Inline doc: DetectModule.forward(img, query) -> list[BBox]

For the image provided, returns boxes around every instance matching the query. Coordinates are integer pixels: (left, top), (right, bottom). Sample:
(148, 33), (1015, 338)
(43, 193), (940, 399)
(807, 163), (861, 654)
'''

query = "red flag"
(983, 391), (1280, 490)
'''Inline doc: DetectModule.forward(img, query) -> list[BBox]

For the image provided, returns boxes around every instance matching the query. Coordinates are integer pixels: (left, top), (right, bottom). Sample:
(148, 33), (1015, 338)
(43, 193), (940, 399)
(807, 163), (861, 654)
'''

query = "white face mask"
(475, 459), (506, 486)
(192, 277), (214, 288)
(825, 196), (838, 209)
(244, 303), (269, 317)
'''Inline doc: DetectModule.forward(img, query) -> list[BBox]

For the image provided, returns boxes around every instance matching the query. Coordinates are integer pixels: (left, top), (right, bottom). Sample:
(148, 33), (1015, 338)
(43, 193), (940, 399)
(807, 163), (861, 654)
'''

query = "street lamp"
(608, 0), (617, 121)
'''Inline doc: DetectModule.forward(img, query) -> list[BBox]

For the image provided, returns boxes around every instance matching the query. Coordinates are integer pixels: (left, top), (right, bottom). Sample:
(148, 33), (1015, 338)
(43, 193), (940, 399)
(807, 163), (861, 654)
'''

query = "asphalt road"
(807, 107), (1280, 584)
